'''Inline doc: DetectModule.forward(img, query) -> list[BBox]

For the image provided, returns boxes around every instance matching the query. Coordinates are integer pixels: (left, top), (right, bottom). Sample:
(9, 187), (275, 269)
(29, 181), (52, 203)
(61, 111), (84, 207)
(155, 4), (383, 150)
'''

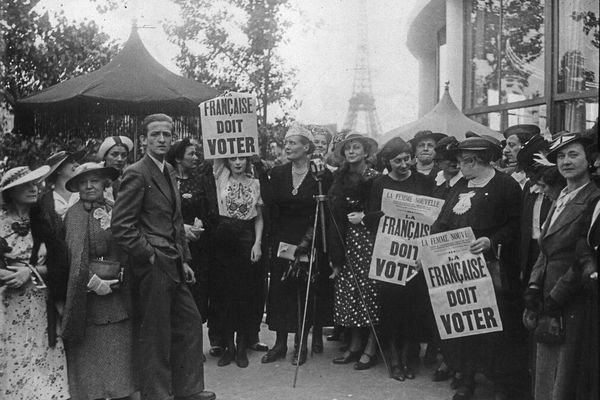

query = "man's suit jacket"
(112, 154), (191, 282)
(529, 183), (600, 306)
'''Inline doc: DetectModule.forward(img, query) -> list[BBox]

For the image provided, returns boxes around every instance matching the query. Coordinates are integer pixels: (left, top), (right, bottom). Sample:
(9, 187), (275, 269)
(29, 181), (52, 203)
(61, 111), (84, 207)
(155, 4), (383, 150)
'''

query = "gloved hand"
(542, 296), (561, 318)
(523, 286), (543, 312)
(294, 244), (309, 258)
(522, 308), (538, 331)
(87, 274), (119, 296)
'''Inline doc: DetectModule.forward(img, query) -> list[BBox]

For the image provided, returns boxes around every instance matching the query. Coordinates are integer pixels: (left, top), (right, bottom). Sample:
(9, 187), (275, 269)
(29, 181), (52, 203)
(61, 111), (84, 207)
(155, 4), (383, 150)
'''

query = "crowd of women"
(0, 117), (598, 400)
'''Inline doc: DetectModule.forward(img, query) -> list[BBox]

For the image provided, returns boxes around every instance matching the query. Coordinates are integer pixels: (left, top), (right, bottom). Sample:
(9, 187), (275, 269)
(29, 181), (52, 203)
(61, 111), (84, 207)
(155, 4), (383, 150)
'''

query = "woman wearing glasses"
(431, 137), (528, 400)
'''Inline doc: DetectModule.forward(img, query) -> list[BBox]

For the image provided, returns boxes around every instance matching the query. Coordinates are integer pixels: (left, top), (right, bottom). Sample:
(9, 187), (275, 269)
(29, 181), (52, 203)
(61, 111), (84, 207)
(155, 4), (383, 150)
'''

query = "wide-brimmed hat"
(45, 150), (86, 178)
(97, 136), (134, 161)
(451, 137), (503, 161)
(502, 124), (540, 140)
(65, 162), (119, 192)
(517, 135), (550, 170)
(546, 132), (593, 163)
(408, 130), (447, 148)
(334, 133), (379, 159)
(0, 165), (51, 192)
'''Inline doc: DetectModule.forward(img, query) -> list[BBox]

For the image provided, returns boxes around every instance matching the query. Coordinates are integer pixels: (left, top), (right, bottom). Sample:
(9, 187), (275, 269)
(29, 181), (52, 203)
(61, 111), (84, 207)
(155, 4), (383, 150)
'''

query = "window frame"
(462, 0), (599, 133)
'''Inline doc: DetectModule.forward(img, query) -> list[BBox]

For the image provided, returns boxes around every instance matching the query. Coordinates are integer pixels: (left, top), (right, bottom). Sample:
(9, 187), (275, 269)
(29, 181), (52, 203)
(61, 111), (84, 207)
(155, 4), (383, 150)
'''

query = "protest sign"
(369, 189), (444, 285)
(200, 92), (258, 159)
(420, 227), (503, 339)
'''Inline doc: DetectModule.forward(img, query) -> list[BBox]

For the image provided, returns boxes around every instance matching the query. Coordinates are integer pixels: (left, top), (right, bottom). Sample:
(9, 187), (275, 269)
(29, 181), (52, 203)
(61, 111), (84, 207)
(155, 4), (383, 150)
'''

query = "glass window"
(557, 0), (599, 93)
(467, 0), (545, 108)
(469, 104), (548, 131)
(556, 97), (598, 132)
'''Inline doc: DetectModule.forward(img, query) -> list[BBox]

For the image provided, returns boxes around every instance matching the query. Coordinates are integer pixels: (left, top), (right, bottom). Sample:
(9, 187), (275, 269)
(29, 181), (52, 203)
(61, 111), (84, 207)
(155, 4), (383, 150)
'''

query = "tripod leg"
(293, 201), (320, 388)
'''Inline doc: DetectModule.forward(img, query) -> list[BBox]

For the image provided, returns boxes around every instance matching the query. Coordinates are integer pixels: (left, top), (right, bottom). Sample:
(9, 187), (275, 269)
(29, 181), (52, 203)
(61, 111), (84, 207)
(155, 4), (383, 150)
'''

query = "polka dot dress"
(333, 224), (381, 327)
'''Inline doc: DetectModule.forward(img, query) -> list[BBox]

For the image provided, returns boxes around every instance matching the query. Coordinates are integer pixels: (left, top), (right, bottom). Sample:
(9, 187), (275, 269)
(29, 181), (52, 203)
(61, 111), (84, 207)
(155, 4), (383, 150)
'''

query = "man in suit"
(112, 114), (215, 400)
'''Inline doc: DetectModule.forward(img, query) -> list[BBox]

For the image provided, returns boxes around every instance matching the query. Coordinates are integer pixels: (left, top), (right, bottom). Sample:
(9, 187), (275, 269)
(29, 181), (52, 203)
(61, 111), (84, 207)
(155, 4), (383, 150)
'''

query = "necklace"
(291, 171), (308, 196)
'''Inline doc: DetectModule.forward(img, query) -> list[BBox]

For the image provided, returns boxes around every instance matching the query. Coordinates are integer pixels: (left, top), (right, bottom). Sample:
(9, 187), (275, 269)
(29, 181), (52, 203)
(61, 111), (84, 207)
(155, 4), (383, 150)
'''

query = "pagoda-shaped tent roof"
(18, 27), (219, 115)
(379, 87), (502, 144)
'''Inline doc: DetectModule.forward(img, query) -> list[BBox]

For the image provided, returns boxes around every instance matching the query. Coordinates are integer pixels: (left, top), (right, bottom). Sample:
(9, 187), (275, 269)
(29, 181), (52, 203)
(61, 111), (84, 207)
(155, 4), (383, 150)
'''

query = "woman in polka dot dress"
(327, 133), (382, 370)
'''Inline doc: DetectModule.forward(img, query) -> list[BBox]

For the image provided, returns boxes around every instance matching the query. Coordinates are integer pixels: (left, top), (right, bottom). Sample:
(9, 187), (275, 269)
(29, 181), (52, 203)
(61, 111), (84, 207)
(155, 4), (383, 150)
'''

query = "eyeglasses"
(457, 157), (475, 165)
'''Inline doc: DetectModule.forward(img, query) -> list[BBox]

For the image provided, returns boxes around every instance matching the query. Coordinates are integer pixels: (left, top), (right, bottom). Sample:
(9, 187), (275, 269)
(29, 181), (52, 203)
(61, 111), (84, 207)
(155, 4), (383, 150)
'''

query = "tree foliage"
(0, 0), (119, 109)
(164, 0), (297, 130)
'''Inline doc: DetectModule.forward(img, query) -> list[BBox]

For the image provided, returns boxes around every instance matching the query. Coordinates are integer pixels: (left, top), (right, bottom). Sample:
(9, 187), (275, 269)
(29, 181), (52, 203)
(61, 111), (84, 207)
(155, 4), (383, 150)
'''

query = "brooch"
(452, 191), (476, 215)
(93, 208), (112, 230)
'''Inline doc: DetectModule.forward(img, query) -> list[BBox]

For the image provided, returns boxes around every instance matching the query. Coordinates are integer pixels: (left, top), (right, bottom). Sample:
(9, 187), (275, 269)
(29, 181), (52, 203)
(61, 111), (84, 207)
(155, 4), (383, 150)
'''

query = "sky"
(35, 0), (420, 134)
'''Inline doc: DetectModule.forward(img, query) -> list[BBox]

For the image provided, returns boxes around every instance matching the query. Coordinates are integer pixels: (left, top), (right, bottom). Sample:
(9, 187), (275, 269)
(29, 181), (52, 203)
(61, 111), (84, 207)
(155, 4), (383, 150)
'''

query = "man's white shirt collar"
(147, 153), (166, 173)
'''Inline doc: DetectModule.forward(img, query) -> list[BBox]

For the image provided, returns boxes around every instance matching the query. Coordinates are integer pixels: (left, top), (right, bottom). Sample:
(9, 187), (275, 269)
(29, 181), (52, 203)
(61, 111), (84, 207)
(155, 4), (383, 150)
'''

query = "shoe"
(292, 348), (308, 366)
(432, 368), (452, 382)
(177, 391), (217, 400)
(452, 385), (474, 400)
(312, 334), (323, 354)
(332, 350), (361, 364)
(209, 346), (224, 357)
(451, 374), (463, 390)
(403, 365), (415, 380)
(217, 348), (234, 367)
(354, 353), (376, 370)
(261, 346), (287, 363)
(235, 348), (249, 368)
(391, 364), (405, 381)
(249, 342), (268, 352)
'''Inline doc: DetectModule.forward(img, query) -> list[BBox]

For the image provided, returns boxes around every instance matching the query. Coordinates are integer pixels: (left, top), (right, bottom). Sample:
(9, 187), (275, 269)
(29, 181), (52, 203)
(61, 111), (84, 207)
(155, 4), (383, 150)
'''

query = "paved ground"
(203, 323), (496, 400)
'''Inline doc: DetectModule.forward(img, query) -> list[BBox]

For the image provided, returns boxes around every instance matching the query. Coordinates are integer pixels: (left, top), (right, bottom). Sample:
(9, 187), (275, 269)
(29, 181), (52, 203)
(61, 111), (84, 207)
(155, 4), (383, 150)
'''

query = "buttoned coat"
(529, 182), (600, 400)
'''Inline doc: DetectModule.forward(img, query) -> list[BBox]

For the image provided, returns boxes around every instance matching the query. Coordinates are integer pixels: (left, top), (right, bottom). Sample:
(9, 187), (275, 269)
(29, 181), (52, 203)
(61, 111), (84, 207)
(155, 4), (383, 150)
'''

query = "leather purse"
(89, 259), (122, 281)
(534, 315), (565, 346)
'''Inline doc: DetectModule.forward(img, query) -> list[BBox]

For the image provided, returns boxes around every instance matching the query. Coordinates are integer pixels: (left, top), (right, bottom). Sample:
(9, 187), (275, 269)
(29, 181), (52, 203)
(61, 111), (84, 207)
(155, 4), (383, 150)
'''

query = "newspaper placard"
(420, 227), (503, 339)
(369, 189), (444, 285)
(199, 92), (258, 159)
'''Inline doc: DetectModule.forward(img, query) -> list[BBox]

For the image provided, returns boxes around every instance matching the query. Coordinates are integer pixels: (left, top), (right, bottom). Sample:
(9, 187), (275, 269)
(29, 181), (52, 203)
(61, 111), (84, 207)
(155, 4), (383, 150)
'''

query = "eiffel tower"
(342, 0), (383, 138)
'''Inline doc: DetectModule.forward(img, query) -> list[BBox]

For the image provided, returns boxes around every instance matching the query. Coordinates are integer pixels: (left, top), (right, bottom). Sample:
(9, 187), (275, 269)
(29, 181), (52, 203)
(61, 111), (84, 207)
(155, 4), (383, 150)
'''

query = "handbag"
(89, 259), (122, 281)
(534, 315), (565, 346)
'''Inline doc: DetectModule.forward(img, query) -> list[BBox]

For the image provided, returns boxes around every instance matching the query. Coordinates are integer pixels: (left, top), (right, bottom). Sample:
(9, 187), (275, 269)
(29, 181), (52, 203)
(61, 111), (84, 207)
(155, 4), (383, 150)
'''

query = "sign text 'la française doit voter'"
(420, 227), (503, 339)
(200, 93), (258, 159)
(369, 189), (444, 286)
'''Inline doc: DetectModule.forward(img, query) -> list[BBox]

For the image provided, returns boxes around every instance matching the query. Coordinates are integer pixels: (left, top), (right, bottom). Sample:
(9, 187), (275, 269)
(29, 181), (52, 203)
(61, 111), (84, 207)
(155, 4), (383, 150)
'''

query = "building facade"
(407, 0), (598, 134)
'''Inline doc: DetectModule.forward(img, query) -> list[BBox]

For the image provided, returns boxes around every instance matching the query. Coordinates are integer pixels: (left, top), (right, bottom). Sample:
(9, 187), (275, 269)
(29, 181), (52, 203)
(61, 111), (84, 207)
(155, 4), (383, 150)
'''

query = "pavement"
(203, 323), (496, 400)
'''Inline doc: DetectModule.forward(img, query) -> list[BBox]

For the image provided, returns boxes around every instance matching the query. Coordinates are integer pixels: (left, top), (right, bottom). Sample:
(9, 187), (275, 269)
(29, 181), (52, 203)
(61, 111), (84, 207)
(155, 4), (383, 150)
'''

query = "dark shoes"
(235, 348), (249, 368)
(177, 391), (216, 400)
(432, 367), (452, 382)
(354, 353), (376, 370)
(332, 350), (361, 364)
(292, 348), (308, 366)
(452, 386), (474, 400)
(391, 364), (405, 381)
(261, 346), (287, 363)
(209, 346), (224, 357)
(217, 349), (234, 367)
(249, 342), (269, 352)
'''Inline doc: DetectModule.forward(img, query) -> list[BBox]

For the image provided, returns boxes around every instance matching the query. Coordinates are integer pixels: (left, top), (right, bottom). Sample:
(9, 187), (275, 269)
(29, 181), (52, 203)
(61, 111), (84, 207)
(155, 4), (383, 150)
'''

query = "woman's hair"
(225, 156), (253, 176)
(296, 135), (315, 155)
(166, 138), (194, 168)
(377, 137), (413, 170)
(1, 188), (13, 206)
(537, 166), (566, 189)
